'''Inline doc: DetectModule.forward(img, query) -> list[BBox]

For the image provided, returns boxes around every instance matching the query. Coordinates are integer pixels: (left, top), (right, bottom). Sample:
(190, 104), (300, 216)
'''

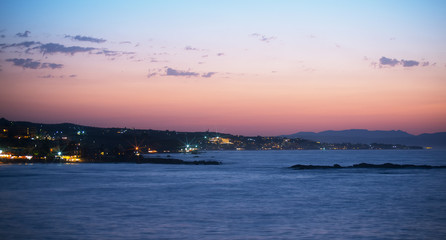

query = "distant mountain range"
(283, 129), (446, 149)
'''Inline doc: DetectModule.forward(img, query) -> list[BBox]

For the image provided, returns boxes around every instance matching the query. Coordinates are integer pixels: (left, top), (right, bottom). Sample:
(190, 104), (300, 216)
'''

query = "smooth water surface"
(1, 150), (445, 239)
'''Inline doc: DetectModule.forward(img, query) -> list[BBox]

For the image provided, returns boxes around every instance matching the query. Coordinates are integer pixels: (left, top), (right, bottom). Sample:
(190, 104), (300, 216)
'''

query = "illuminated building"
(209, 137), (233, 145)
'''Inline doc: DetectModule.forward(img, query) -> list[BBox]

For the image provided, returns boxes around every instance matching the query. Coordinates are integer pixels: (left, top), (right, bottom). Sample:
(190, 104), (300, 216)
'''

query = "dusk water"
(1, 150), (445, 239)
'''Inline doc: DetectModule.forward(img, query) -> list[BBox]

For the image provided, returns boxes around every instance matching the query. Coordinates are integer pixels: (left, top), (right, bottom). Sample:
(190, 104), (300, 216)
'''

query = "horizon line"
(1, 117), (444, 137)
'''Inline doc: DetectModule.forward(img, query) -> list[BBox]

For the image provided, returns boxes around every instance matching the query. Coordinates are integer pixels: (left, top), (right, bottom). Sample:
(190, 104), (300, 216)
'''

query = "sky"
(0, 0), (445, 136)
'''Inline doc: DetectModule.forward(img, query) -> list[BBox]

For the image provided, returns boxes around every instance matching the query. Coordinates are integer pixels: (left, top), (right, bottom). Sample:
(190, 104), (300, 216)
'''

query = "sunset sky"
(1, 0), (445, 136)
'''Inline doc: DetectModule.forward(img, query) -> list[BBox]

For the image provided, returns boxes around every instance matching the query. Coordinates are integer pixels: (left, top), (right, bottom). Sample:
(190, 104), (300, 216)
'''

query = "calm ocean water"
(1, 150), (445, 239)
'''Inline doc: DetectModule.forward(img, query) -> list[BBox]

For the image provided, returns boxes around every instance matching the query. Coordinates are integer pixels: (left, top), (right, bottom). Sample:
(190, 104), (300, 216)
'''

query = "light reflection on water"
(0, 150), (445, 239)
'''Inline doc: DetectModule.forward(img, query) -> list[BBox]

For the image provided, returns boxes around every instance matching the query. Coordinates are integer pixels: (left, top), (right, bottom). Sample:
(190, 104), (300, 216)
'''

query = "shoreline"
(0, 157), (221, 165)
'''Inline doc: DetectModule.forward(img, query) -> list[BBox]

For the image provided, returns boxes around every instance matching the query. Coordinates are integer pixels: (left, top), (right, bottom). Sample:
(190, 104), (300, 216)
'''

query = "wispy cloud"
(185, 46), (199, 51)
(422, 61), (432, 67)
(250, 33), (276, 43)
(147, 68), (164, 78)
(6, 58), (40, 69)
(166, 68), (199, 77)
(41, 62), (64, 69)
(4, 39), (134, 61)
(96, 49), (135, 57)
(38, 74), (55, 78)
(401, 60), (419, 67)
(162, 67), (217, 78)
(6, 58), (63, 69)
(38, 43), (96, 55)
(1, 41), (40, 49)
(38, 74), (76, 79)
(147, 72), (157, 79)
(379, 57), (400, 67)
(202, 72), (217, 78)
(65, 35), (106, 43)
(16, 30), (31, 38)
(378, 56), (430, 68)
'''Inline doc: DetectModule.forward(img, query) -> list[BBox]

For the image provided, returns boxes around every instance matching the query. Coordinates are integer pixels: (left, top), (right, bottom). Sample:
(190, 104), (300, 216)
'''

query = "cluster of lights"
(58, 155), (81, 162)
(0, 150), (33, 160)
(183, 144), (198, 153)
(147, 148), (157, 153)
(54, 151), (81, 162)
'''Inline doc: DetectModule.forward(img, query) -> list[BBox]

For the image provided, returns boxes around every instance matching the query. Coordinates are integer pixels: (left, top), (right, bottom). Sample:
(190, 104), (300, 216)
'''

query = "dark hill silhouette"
(1, 118), (443, 149)
(283, 129), (446, 149)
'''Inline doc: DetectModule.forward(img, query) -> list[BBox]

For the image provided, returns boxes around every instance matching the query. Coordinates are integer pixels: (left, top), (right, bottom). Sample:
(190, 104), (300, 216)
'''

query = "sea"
(1, 150), (445, 240)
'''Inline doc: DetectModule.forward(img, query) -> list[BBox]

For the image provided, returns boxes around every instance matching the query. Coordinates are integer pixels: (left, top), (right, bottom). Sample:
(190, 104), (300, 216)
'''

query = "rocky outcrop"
(290, 163), (446, 170)
(289, 164), (342, 170)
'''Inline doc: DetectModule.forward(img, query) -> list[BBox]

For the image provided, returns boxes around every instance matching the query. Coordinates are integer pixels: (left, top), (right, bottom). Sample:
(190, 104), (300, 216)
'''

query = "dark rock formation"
(290, 163), (446, 170)
(288, 164), (342, 170)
